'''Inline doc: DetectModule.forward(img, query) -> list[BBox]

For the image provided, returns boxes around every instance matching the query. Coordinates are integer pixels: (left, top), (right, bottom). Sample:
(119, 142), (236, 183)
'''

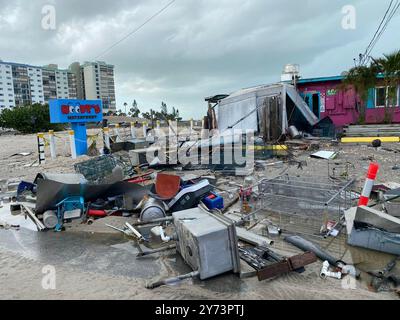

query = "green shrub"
(0, 104), (65, 134)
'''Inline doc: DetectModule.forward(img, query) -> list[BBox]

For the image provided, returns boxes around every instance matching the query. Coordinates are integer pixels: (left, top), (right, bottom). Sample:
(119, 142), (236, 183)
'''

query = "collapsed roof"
(216, 83), (319, 139)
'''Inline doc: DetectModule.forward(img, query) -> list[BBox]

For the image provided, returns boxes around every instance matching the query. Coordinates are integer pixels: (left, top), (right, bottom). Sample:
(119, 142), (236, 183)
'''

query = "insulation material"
(218, 95), (258, 132)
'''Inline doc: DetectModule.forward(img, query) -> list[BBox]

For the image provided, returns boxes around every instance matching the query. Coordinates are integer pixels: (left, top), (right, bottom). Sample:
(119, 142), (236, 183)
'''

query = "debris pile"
(0, 113), (399, 298)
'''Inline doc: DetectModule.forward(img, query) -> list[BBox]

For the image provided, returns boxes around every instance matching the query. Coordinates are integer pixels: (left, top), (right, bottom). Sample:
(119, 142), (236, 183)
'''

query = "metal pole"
(146, 271), (199, 289)
(103, 127), (111, 151)
(131, 122), (136, 139)
(37, 133), (46, 165)
(68, 130), (77, 159)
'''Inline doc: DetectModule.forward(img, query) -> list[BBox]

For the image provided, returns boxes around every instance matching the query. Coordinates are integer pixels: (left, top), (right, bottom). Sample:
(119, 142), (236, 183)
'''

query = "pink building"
(296, 76), (400, 127)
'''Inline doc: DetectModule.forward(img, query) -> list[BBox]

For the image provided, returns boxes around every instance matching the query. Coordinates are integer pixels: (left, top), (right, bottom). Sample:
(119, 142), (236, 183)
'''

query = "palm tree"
(374, 50), (400, 123)
(343, 50), (400, 123)
(123, 102), (128, 115)
(342, 64), (378, 123)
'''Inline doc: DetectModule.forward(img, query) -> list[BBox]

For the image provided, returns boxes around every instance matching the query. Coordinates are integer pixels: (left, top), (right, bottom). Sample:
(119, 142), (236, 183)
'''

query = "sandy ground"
(0, 130), (400, 300)
(0, 244), (397, 300)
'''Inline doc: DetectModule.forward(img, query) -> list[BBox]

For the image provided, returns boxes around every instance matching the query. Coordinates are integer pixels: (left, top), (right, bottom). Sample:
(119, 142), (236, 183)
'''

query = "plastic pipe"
(158, 226), (171, 242)
(320, 261), (342, 279)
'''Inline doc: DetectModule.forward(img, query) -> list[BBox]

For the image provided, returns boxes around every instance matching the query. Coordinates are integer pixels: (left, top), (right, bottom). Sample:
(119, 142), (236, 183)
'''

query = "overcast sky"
(0, 0), (398, 118)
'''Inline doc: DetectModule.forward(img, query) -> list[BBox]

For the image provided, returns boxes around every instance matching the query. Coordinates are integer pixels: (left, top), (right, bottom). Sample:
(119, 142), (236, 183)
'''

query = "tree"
(342, 50), (400, 123)
(375, 50), (400, 122)
(129, 100), (141, 118)
(161, 102), (168, 117)
(0, 103), (65, 134)
(141, 109), (157, 127)
(342, 65), (378, 123)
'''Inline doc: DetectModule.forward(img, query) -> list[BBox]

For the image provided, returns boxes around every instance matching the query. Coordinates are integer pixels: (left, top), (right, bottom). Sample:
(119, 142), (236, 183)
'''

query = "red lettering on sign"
(61, 105), (69, 114)
(80, 105), (90, 114)
(60, 103), (100, 115)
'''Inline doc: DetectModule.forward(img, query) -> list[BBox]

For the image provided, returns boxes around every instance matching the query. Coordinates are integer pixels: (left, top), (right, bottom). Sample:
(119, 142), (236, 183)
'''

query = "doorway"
(304, 92), (320, 119)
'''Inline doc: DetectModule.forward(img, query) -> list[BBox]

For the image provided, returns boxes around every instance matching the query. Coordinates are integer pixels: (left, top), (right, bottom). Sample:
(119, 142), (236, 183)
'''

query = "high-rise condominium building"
(0, 60), (116, 111)
(80, 61), (116, 111)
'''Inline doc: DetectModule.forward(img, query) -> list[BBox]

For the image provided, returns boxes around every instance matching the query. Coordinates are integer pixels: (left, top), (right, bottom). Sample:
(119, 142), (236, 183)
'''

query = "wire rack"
(257, 174), (356, 240)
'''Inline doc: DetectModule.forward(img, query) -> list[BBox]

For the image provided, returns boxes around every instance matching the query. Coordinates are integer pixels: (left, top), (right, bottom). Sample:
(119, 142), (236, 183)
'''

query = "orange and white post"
(358, 162), (379, 206)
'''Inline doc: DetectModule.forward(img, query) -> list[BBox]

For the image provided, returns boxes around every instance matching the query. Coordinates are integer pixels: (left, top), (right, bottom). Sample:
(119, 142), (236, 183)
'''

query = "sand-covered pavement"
(0, 130), (399, 300)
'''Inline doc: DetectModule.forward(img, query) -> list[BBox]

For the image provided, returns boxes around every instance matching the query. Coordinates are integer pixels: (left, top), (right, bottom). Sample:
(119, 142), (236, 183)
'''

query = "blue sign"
(49, 99), (103, 156)
(49, 99), (103, 124)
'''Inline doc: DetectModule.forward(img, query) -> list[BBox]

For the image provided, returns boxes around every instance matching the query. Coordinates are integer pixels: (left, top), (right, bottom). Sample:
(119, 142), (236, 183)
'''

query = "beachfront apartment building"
(0, 60), (116, 112)
(80, 61), (116, 111)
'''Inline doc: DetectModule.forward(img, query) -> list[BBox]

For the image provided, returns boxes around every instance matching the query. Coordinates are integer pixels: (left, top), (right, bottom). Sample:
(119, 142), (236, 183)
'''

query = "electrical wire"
(361, 0), (400, 65)
(364, 1), (400, 64)
(360, 0), (394, 65)
(95, 0), (176, 59)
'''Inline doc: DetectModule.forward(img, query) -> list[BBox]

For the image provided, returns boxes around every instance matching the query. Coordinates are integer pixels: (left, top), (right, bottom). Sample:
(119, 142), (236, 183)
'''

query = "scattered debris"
(311, 150), (338, 160)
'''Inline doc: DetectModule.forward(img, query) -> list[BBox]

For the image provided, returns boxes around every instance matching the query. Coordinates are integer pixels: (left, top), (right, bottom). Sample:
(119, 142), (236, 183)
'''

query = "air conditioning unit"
(172, 207), (240, 280)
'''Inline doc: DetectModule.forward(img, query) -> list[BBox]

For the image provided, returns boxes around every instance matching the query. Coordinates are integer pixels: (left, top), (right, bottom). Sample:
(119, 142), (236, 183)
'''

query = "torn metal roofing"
(217, 83), (319, 134)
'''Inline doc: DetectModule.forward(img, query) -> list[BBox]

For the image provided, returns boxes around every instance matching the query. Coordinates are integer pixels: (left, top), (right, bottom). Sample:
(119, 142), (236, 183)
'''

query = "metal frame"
(257, 174), (356, 239)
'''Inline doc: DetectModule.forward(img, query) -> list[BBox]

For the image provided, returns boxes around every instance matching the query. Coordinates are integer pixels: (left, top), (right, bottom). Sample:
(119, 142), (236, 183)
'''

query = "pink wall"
(297, 80), (400, 127)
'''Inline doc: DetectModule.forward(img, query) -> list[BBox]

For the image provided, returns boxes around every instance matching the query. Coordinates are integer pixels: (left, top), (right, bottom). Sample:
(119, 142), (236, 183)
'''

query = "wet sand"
(0, 130), (399, 300)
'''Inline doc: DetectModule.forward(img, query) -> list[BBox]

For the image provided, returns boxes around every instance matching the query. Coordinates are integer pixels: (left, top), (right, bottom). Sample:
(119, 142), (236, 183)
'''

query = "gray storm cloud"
(0, 0), (399, 118)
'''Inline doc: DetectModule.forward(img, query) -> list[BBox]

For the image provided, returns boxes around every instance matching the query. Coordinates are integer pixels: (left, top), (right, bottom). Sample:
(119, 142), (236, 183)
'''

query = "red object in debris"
(155, 173), (181, 199)
(358, 162), (379, 207)
(127, 177), (148, 184)
(87, 209), (107, 217)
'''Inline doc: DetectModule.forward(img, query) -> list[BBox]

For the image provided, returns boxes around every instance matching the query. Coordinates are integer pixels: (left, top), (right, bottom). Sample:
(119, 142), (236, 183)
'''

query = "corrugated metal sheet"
(217, 84), (318, 135)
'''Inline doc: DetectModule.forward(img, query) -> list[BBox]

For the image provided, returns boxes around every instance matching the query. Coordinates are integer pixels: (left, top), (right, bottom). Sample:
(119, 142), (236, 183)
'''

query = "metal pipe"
(146, 271), (200, 289)
(137, 243), (177, 257)
(125, 222), (145, 241)
(325, 178), (355, 206)
(285, 235), (345, 268)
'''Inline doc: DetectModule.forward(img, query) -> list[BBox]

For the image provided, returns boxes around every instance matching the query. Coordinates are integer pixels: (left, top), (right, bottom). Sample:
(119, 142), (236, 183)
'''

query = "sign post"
(49, 99), (103, 157)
